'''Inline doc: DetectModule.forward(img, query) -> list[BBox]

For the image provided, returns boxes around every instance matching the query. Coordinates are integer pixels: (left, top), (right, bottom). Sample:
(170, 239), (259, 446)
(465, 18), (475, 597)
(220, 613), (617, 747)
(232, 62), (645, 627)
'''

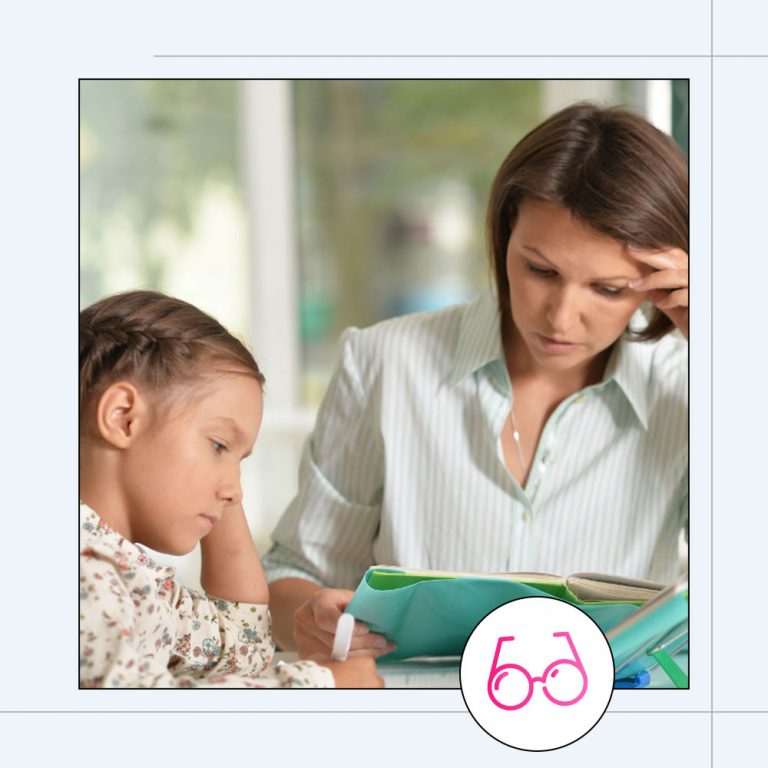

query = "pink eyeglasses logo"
(487, 631), (589, 710)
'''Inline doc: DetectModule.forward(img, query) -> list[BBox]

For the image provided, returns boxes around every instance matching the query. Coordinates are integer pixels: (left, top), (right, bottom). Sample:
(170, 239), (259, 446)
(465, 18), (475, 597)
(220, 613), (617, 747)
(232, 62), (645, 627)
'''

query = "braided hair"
(79, 290), (264, 429)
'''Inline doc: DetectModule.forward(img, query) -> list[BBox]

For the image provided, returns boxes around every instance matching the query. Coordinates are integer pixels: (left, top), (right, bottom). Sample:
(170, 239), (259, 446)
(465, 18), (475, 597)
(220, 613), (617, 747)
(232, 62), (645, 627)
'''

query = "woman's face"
(505, 200), (651, 373)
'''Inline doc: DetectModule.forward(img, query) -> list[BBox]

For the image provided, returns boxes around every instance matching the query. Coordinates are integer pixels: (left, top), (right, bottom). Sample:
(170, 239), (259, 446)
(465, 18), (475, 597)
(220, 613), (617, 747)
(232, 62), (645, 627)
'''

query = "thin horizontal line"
(153, 54), (708, 59)
(152, 53), (768, 59)
(0, 710), (467, 715)
(1, 709), (750, 715)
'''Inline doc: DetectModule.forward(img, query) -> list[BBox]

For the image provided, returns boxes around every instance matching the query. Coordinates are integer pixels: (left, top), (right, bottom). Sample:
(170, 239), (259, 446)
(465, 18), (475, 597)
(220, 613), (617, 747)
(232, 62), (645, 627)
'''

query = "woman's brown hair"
(487, 102), (688, 341)
(80, 290), (264, 429)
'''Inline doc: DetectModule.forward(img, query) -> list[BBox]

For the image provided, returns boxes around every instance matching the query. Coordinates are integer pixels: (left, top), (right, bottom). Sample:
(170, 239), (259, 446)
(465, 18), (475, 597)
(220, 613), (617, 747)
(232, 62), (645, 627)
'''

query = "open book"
(346, 565), (670, 667)
(364, 565), (664, 603)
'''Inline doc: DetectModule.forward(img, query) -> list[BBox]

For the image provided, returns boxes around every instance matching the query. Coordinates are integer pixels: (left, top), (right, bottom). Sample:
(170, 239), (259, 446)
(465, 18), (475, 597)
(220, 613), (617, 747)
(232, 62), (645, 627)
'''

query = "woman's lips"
(536, 333), (580, 353)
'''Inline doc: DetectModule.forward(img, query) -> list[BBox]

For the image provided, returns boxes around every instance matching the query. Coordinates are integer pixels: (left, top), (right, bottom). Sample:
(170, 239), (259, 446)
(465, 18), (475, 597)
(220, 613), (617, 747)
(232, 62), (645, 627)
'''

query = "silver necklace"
(509, 409), (527, 471)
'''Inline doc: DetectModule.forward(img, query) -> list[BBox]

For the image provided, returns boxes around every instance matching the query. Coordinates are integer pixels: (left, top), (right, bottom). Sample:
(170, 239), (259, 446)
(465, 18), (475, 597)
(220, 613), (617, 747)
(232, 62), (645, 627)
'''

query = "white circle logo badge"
(460, 597), (614, 751)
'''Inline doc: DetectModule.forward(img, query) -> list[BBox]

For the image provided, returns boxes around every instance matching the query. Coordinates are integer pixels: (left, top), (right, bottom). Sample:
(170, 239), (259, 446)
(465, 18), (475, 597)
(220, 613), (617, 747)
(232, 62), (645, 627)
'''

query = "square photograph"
(79, 79), (689, 690)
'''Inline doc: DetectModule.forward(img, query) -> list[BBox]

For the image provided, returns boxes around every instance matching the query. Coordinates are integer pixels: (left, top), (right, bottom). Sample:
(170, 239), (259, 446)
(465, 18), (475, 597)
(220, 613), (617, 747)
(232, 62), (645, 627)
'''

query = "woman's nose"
(545, 287), (581, 333)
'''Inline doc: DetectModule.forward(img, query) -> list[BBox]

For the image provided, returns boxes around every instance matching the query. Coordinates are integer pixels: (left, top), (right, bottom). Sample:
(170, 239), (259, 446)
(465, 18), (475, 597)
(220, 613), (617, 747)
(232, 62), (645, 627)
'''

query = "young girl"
(79, 290), (382, 688)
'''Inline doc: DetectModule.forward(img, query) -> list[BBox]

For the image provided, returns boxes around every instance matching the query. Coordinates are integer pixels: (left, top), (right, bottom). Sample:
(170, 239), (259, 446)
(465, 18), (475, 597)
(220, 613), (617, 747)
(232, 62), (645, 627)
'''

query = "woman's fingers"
(349, 629), (394, 654)
(644, 289), (689, 339)
(629, 268), (688, 293)
(628, 246), (688, 271)
(295, 626), (393, 659)
(627, 246), (689, 340)
(649, 288), (688, 309)
(292, 587), (397, 660)
(346, 642), (397, 659)
(293, 616), (393, 659)
(294, 625), (335, 657)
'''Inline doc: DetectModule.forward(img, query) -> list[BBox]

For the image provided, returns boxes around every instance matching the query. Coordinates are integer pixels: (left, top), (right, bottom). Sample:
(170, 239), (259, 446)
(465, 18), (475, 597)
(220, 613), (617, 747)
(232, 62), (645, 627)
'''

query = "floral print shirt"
(79, 504), (334, 688)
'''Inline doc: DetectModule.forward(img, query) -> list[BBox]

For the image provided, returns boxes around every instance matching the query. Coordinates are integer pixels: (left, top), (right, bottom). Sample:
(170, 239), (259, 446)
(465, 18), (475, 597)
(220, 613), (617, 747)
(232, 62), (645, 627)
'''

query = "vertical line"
(710, 1), (715, 765)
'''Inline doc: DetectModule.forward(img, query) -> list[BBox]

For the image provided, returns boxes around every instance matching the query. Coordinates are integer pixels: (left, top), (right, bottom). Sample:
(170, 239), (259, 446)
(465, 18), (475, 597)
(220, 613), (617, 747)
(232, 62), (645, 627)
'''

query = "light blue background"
(3, 0), (759, 763)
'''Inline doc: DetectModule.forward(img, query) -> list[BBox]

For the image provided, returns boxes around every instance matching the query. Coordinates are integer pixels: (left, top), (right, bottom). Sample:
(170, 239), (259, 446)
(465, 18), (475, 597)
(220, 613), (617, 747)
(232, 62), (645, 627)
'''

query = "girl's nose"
(217, 472), (243, 505)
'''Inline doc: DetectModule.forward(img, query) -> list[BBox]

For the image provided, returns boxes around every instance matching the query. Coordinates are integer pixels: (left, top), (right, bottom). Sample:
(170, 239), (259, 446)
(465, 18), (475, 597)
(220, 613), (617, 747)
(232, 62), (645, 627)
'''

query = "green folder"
(346, 566), (644, 662)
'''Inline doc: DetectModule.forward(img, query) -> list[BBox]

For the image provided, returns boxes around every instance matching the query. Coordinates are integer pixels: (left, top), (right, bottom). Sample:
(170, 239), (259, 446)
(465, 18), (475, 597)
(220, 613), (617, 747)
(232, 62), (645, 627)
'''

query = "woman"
(263, 103), (689, 659)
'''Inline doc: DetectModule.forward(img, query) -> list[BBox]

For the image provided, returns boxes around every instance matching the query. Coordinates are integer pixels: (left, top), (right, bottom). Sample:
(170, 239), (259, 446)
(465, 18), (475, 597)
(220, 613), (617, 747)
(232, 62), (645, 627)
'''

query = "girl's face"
(121, 373), (263, 555)
(505, 200), (652, 374)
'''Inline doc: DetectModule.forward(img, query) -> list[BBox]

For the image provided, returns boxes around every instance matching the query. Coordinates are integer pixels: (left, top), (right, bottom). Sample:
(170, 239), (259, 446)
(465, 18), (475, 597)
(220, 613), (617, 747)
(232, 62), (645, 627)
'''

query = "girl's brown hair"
(80, 290), (264, 429)
(487, 102), (688, 341)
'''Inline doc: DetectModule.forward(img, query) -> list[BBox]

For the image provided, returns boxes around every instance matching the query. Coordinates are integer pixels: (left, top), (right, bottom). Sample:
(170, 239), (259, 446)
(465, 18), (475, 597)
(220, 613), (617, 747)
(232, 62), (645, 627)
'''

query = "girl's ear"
(95, 382), (149, 448)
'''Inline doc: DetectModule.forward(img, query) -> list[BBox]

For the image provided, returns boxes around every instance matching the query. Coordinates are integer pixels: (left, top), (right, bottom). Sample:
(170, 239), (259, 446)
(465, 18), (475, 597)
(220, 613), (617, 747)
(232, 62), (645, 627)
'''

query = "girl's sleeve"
(168, 586), (334, 687)
(80, 549), (187, 688)
(80, 549), (333, 688)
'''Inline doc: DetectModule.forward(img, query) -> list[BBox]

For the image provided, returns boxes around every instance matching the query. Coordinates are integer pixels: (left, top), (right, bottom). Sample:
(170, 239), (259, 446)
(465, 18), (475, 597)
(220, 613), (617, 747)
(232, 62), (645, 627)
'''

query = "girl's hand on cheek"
(628, 246), (689, 340)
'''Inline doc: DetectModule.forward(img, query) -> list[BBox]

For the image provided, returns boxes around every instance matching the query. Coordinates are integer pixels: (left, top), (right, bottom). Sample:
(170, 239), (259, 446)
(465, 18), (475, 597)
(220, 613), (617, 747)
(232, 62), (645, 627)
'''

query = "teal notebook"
(345, 565), (663, 663)
(606, 580), (689, 682)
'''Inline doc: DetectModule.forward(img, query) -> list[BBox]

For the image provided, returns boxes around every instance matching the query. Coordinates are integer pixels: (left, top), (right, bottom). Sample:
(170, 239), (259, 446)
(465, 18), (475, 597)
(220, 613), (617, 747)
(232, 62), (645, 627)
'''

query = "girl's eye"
(526, 261), (556, 278)
(211, 440), (228, 455)
(594, 285), (624, 298)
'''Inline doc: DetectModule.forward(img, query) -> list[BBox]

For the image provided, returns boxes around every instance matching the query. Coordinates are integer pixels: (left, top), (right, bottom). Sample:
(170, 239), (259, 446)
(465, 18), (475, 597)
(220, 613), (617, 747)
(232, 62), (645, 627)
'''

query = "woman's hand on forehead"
(627, 246), (689, 340)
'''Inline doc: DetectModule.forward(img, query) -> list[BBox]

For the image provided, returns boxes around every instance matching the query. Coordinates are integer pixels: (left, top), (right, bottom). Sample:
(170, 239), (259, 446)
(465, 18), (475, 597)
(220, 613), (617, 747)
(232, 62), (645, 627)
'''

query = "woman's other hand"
(628, 246), (689, 339)
(293, 587), (395, 660)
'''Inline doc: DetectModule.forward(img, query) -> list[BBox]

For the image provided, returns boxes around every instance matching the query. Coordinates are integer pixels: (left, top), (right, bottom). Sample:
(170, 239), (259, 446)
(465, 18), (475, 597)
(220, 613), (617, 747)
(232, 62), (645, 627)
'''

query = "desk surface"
(274, 652), (688, 689)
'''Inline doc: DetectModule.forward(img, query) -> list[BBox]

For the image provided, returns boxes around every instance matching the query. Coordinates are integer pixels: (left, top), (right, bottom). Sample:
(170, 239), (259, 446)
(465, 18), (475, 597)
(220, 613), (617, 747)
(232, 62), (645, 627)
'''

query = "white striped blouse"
(263, 290), (688, 588)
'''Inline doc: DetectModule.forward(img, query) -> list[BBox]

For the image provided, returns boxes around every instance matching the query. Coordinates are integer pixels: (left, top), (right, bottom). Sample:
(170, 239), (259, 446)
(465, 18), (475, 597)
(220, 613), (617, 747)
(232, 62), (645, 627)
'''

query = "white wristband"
(331, 612), (355, 661)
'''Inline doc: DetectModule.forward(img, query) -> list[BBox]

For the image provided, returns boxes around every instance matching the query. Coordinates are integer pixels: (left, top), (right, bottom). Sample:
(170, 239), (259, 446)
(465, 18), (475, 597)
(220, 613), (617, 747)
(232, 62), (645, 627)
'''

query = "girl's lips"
(200, 514), (219, 527)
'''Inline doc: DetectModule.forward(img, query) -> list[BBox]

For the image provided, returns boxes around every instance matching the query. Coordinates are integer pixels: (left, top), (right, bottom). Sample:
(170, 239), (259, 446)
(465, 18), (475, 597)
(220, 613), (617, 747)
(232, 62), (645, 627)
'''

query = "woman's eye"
(211, 440), (228, 454)
(526, 261), (556, 278)
(595, 285), (624, 297)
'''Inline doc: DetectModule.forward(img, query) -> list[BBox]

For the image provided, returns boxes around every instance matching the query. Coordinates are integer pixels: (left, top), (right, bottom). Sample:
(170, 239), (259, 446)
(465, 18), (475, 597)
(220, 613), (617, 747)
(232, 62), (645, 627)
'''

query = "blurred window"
(80, 80), (250, 337)
(292, 79), (667, 405)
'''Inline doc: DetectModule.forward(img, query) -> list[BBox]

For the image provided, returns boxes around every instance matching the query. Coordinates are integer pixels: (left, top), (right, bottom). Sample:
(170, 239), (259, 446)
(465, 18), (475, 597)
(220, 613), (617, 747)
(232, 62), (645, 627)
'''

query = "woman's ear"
(95, 382), (148, 448)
